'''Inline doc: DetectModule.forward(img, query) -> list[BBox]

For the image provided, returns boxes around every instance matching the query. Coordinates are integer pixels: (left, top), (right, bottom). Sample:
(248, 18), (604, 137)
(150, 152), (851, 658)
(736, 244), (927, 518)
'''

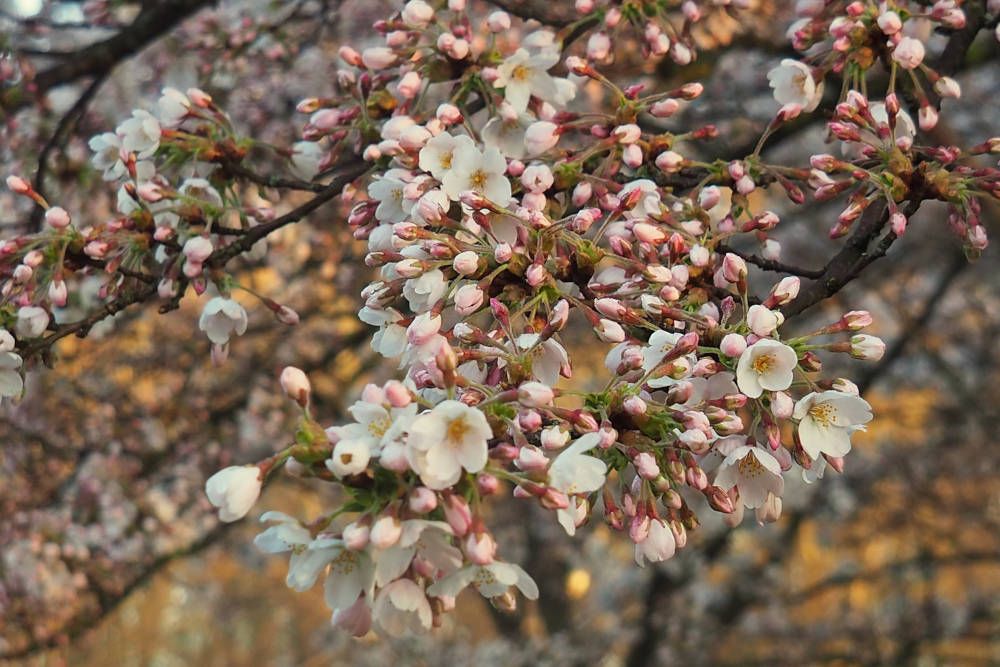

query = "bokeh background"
(1, 0), (998, 665)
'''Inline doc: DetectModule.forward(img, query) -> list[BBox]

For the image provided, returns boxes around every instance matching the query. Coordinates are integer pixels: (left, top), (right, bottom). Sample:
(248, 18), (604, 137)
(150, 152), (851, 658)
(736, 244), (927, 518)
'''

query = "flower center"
(793, 71), (807, 91)
(808, 402), (837, 427)
(447, 416), (470, 443)
(368, 414), (392, 438)
(737, 452), (764, 478)
(439, 151), (453, 169)
(473, 567), (497, 588)
(511, 64), (530, 82)
(751, 353), (775, 374)
(330, 549), (358, 574)
(469, 169), (488, 191)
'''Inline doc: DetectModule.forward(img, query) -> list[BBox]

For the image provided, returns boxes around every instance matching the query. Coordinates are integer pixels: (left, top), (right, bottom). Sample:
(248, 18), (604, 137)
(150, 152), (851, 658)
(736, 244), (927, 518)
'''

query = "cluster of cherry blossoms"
(3, 0), (1000, 642)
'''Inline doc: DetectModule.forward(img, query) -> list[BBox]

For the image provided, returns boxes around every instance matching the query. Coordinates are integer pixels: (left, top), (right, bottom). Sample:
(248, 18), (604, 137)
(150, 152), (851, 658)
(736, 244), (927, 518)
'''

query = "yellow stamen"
(469, 170), (488, 191)
(808, 402), (837, 427)
(737, 452), (764, 478)
(447, 416), (470, 443)
(751, 353), (775, 374)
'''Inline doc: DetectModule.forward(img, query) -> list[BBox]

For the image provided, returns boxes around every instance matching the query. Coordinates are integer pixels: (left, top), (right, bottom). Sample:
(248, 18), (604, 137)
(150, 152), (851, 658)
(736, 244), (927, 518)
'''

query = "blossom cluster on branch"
(3, 0), (1000, 641)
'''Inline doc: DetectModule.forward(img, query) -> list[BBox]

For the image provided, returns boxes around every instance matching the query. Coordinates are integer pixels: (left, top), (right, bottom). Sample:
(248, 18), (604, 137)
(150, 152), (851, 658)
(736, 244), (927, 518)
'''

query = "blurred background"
(1, 1), (998, 665)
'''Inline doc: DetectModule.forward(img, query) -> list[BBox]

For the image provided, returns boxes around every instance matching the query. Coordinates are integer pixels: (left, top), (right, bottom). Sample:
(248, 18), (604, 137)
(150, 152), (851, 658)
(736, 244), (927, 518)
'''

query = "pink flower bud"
(518, 381), (554, 407)
(408, 486), (438, 513)
(521, 164), (554, 193)
(767, 276), (800, 306)
(486, 10), (511, 32)
(515, 444), (548, 471)
(595, 319), (626, 343)
(524, 121), (560, 155)
(464, 531), (497, 565)
(402, 0), (434, 27)
(342, 521), (370, 550)
(892, 36), (925, 70)
(622, 144), (643, 169)
(370, 516), (402, 548)
(436, 103), (462, 125)
(771, 390), (794, 419)
(705, 486), (735, 514)
(477, 473), (500, 495)
(594, 297), (626, 319)
(48, 279), (68, 307)
(650, 99), (680, 118)
(453, 284), (484, 315)
(525, 263), (548, 287)
(655, 150), (684, 173)
(933, 76), (961, 99)
(280, 366), (311, 406)
(6, 175), (30, 194)
(571, 181), (593, 206)
(623, 395), (647, 416)
(746, 304), (783, 337)
(397, 71), (422, 99)
(493, 242), (513, 263)
(45, 206), (71, 229)
(628, 510), (650, 542)
(587, 32), (611, 60)
(183, 236), (213, 264)
(841, 310), (872, 330)
(877, 10), (902, 34)
(722, 253), (747, 283)
(338, 45), (363, 66)
(634, 452), (659, 479)
(442, 494), (472, 536)
(918, 105), (938, 131)
(735, 174), (756, 195)
(850, 334), (885, 360)
(720, 333), (747, 357)
(547, 299), (569, 331)
(689, 244), (710, 267)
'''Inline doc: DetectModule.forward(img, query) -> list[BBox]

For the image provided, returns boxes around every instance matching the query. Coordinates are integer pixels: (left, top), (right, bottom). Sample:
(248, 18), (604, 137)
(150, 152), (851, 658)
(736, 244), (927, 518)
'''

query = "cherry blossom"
(735, 340), (798, 398)
(793, 391), (873, 459)
(406, 400), (492, 489)
(714, 446), (784, 509)
(205, 465), (263, 522)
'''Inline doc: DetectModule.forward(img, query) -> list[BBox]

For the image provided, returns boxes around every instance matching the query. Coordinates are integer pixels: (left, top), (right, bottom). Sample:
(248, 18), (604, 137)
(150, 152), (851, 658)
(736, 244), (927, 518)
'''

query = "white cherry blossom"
(198, 297), (249, 345)
(205, 465), (262, 522)
(548, 433), (607, 496)
(427, 560), (539, 600)
(793, 390), (872, 459)
(373, 579), (433, 636)
(735, 339), (798, 398)
(714, 446), (784, 509)
(635, 518), (676, 566)
(767, 59), (824, 112)
(494, 48), (562, 112)
(406, 400), (492, 489)
(418, 132), (475, 180)
(441, 144), (511, 205)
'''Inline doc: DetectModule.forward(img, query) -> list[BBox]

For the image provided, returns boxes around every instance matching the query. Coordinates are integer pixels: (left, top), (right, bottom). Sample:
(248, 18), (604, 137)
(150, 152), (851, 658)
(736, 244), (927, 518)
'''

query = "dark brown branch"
(221, 160), (330, 193)
(2, 0), (215, 114)
(781, 200), (920, 318)
(716, 243), (825, 278)
(28, 71), (110, 232)
(209, 160), (369, 266)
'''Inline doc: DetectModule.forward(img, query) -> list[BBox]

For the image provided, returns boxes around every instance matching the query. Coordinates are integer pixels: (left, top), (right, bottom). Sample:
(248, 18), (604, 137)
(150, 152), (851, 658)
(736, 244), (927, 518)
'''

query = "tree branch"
(781, 200), (920, 318)
(2, 0), (215, 114)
